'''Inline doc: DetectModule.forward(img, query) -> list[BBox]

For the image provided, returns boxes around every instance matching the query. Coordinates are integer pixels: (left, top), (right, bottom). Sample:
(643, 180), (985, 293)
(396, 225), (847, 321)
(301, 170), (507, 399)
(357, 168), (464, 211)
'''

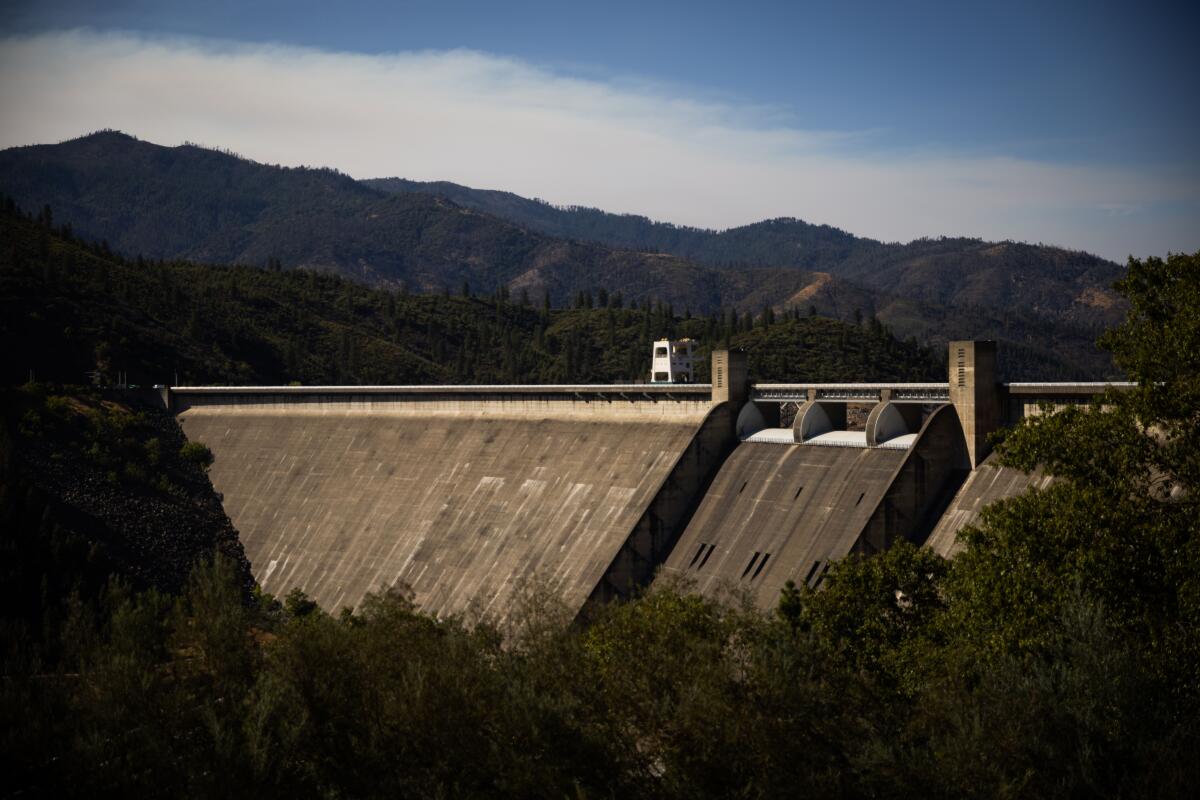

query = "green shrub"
(179, 440), (214, 471)
(143, 437), (161, 466)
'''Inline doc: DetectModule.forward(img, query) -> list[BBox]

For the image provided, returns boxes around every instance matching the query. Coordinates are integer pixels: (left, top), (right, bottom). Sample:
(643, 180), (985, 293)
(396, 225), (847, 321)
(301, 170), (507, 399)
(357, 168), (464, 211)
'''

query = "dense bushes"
(178, 440), (214, 471)
(4, 546), (1195, 798)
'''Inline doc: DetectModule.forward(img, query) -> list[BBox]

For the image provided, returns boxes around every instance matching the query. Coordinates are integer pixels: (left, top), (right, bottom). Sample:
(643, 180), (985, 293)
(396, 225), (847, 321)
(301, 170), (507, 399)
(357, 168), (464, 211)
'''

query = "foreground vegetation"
(1, 251), (1195, 797)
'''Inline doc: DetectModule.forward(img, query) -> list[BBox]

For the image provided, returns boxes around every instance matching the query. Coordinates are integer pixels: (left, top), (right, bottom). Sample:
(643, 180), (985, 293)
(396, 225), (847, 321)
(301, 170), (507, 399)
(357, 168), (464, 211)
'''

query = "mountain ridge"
(365, 174), (1124, 331)
(0, 130), (1122, 378)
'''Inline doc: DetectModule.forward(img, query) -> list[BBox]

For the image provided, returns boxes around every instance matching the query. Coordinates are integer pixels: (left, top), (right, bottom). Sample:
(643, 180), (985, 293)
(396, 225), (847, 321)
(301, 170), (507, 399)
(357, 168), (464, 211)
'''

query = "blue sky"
(0, 0), (1196, 260)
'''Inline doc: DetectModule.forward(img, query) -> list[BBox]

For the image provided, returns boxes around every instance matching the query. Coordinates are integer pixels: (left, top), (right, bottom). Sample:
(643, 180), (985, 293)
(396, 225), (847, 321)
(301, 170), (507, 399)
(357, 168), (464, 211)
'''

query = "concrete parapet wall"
(178, 394), (715, 622)
(173, 391), (712, 422)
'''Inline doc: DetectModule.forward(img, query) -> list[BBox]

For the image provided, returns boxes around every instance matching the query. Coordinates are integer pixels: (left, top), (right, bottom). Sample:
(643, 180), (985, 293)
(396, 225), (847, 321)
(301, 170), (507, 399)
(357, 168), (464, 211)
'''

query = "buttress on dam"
(167, 342), (1119, 620)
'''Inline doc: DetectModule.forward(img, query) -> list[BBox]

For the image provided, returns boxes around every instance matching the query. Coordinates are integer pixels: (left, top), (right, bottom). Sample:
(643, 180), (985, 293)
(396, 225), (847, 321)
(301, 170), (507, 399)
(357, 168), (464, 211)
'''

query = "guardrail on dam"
(165, 342), (1134, 617)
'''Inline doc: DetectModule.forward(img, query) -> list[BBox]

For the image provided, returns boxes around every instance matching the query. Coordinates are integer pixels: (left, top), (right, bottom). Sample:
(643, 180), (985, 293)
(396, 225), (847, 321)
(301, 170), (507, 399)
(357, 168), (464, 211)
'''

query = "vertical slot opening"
(751, 553), (771, 580)
(741, 552), (761, 578)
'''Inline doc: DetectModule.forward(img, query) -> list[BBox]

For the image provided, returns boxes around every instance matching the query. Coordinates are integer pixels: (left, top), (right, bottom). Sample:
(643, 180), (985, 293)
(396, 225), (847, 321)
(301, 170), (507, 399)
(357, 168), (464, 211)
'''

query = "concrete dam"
(168, 342), (1128, 619)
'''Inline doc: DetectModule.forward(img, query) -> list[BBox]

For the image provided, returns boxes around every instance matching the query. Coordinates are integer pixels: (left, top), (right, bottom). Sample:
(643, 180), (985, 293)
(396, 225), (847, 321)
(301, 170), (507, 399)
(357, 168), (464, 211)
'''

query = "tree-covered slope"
(0, 131), (1118, 378)
(369, 176), (1127, 376)
(0, 200), (943, 388)
(368, 176), (1126, 332)
(365, 177), (871, 269)
(0, 131), (746, 311)
(0, 383), (254, 667)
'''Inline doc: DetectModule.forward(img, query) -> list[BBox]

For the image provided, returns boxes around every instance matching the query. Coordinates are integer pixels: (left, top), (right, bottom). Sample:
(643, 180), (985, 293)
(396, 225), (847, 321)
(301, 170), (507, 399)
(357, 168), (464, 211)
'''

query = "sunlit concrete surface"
(803, 430), (870, 448)
(660, 404), (969, 607)
(178, 393), (714, 621)
(660, 442), (908, 605)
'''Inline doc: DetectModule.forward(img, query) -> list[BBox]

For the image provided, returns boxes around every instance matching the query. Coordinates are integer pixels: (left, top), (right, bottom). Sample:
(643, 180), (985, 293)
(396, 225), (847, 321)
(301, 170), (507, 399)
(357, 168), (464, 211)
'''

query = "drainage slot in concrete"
(741, 551), (761, 578)
(794, 486), (804, 500)
(688, 543), (706, 568)
(751, 553), (771, 580)
(804, 560), (822, 585)
(697, 543), (716, 569)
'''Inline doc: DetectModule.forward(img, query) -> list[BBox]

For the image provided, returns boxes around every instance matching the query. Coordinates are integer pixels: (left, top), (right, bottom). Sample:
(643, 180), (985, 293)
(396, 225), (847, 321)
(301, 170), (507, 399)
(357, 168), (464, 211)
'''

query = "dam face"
(660, 443), (908, 604)
(168, 345), (1130, 618)
(176, 388), (725, 621)
(662, 403), (969, 605)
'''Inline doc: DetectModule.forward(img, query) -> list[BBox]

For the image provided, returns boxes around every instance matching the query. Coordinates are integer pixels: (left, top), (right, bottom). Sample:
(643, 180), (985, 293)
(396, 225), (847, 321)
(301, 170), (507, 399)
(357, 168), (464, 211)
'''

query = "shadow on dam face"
(177, 393), (725, 622)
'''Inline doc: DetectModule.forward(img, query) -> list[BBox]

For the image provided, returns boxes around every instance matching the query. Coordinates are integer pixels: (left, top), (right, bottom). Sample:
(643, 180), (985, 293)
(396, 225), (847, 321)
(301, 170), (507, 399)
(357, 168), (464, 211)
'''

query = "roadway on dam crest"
(178, 393), (713, 621)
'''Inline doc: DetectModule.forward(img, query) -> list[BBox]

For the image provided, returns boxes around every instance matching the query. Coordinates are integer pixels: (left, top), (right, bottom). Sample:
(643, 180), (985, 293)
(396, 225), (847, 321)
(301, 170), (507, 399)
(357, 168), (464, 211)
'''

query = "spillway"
(923, 453), (1053, 557)
(661, 404), (969, 607)
(176, 389), (729, 622)
(661, 444), (906, 605)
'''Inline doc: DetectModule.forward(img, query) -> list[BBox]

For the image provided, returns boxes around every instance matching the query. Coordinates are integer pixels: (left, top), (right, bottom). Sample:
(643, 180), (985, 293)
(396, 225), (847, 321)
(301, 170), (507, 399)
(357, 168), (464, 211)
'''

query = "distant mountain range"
(365, 176), (1125, 334)
(0, 130), (1126, 378)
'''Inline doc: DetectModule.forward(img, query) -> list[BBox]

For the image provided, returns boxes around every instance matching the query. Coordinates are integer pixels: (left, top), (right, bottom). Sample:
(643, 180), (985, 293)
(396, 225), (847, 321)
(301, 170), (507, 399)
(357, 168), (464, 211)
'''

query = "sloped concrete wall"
(178, 394), (715, 622)
(584, 402), (736, 611)
(659, 443), (909, 607)
(924, 453), (1053, 558)
(660, 405), (969, 608)
(856, 403), (970, 554)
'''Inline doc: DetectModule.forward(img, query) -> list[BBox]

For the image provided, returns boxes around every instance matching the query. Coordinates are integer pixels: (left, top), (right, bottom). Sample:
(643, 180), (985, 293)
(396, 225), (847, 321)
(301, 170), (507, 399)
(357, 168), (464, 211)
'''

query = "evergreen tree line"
(0, 197), (942, 389)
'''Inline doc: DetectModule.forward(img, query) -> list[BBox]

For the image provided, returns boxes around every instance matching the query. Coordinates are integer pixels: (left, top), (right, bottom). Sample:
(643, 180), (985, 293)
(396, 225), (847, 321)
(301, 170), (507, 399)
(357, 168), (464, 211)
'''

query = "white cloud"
(0, 29), (1196, 261)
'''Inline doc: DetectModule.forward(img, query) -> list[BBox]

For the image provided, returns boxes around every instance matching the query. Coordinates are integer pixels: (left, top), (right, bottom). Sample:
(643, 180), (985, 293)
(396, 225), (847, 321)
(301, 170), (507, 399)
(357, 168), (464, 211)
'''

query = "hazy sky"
(0, 0), (1196, 261)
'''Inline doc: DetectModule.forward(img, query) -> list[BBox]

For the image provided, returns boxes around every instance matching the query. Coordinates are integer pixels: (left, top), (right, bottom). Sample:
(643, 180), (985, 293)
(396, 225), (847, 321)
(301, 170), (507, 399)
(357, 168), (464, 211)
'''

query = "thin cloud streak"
(0, 29), (1195, 261)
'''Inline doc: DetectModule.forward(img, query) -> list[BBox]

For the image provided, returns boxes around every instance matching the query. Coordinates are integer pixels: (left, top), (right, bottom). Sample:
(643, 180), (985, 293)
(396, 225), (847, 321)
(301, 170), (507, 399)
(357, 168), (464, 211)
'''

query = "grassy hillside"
(0, 201), (943, 388)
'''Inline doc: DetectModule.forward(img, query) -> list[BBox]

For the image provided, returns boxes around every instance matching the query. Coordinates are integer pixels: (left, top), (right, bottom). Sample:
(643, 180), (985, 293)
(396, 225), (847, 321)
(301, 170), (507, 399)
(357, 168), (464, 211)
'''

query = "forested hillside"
(0, 200), (943, 387)
(1, 384), (253, 646)
(368, 177), (1127, 332)
(1, 131), (1118, 378)
(0, 131), (750, 311)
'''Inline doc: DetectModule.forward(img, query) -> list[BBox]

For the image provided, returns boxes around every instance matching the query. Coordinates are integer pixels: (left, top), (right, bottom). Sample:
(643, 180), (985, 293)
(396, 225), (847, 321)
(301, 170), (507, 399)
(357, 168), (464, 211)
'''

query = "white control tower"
(650, 339), (695, 383)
